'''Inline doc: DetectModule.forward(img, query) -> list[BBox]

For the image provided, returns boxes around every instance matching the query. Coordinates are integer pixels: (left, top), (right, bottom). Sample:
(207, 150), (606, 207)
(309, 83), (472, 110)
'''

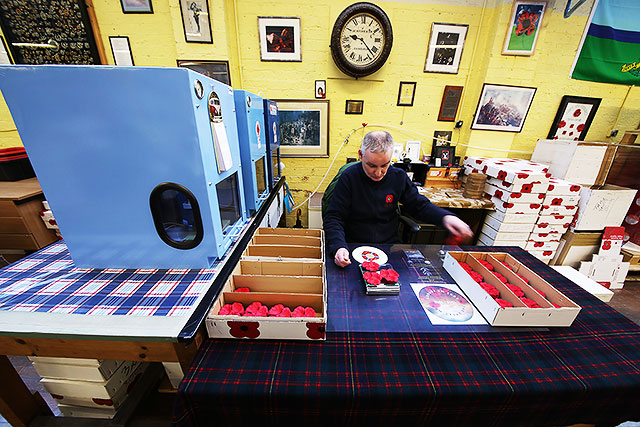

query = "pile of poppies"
(497, 261), (561, 308)
(458, 261), (513, 308)
(218, 301), (317, 317)
(361, 261), (399, 285)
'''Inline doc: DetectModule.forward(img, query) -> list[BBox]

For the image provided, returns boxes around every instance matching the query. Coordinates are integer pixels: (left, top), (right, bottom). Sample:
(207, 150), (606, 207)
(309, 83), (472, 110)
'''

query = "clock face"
(331, 3), (393, 78)
(339, 13), (384, 67)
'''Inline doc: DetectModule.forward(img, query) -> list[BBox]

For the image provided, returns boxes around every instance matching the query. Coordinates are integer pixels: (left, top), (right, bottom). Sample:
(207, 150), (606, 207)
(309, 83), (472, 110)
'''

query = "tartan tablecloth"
(172, 246), (640, 426)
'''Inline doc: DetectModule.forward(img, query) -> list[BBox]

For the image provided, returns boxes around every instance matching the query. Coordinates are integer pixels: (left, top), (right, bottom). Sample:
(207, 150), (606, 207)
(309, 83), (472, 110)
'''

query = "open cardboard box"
(244, 227), (324, 260)
(443, 251), (580, 327)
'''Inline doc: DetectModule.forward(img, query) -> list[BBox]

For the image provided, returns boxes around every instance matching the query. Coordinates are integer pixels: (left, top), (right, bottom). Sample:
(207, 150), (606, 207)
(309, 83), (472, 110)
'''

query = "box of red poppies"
(206, 228), (327, 341)
(443, 251), (580, 327)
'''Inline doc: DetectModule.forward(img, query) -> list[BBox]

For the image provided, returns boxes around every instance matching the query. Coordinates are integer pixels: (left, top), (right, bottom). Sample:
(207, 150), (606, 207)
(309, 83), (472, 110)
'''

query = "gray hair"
(361, 131), (394, 154)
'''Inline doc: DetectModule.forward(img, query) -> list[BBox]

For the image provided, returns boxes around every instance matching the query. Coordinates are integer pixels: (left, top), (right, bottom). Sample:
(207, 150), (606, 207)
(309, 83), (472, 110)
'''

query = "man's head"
(358, 131), (394, 182)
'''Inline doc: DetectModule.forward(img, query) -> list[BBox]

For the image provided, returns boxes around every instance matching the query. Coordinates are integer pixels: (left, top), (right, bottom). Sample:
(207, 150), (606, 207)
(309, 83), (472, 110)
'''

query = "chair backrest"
(321, 162), (358, 219)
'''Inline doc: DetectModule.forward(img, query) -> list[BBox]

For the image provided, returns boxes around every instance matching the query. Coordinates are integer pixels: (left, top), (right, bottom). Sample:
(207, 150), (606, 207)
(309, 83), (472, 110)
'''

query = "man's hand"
(334, 248), (351, 267)
(442, 215), (474, 242)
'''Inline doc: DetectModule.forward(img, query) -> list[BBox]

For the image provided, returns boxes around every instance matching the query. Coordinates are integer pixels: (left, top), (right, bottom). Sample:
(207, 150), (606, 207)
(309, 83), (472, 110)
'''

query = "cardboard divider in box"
(487, 210), (538, 225)
(483, 214), (534, 233)
(547, 178), (582, 196)
(481, 222), (530, 242)
(443, 251), (580, 326)
(489, 195), (542, 215)
(484, 183), (546, 204)
(542, 194), (580, 206)
(244, 227), (324, 261)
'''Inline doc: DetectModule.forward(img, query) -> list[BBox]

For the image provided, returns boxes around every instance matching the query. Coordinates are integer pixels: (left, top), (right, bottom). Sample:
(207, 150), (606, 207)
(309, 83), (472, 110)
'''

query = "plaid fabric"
(172, 246), (640, 426)
(0, 241), (219, 316)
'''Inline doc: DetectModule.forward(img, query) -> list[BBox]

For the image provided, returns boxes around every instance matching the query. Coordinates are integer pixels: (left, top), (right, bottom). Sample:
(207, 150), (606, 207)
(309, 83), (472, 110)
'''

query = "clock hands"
(349, 34), (375, 56)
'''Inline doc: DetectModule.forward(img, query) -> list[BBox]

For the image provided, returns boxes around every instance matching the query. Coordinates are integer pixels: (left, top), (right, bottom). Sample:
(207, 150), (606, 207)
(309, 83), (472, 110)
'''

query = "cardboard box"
(552, 231), (602, 267)
(542, 194), (580, 206)
(526, 240), (561, 251)
(540, 204), (579, 216)
(528, 250), (555, 264)
(598, 226), (625, 255)
(31, 359), (124, 382)
(477, 232), (526, 248)
(552, 266), (614, 302)
(530, 232), (562, 242)
(484, 183), (545, 204)
(244, 228), (324, 260)
(484, 214), (535, 233)
(537, 214), (573, 226)
(573, 185), (637, 231)
(486, 175), (549, 194)
(443, 251), (580, 327)
(547, 178), (582, 196)
(532, 222), (568, 233)
(487, 210), (539, 224)
(481, 223), (531, 242)
(490, 196), (542, 214)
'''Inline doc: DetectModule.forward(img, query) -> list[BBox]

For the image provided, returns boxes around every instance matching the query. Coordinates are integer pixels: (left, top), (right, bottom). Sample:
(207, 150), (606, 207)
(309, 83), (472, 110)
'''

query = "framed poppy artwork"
(424, 23), (468, 74)
(471, 83), (536, 133)
(503, 1), (547, 55)
(258, 17), (302, 62)
(275, 99), (329, 157)
(547, 95), (601, 141)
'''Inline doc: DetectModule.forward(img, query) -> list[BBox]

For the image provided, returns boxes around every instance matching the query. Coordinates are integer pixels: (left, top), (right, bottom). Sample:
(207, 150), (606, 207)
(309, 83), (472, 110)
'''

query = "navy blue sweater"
(323, 163), (453, 256)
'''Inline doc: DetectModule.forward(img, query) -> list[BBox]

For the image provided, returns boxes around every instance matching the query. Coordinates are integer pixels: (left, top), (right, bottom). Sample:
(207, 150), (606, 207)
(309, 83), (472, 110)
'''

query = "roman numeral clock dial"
(331, 2), (393, 78)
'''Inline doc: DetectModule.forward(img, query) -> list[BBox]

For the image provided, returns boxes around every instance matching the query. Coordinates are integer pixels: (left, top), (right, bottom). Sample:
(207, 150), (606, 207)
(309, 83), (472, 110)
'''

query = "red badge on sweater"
(386, 194), (393, 203)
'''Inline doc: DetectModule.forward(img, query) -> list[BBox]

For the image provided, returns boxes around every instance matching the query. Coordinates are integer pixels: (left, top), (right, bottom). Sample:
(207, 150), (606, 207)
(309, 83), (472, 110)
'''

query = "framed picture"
(424, 23), (468, 74)
(0, 36), (12, 64)
(258, 17), (301, 62)
(345, 100), (364, 115)
(109, 36), (134, 66)
(178, 60), (231, 85)
(471, 83), (536, 132)
(275, 100), (329, 157)
(179, 0), (212, 43)
(503, 1), (547, 56)
(433, 130), (452, 145)
(547, 95), (601, 141)
(438, 85), (463, 121)
(120, 0), (153, 13)
(315, 80), (326, 99)
(397, 81), (417, 106)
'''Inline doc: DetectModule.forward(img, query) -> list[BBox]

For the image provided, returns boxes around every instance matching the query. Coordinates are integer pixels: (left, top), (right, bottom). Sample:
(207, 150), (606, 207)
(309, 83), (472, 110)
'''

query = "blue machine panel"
(264, 99), (282, 190)
(234, 90), (268, 216)
(0, 65), (247, 269)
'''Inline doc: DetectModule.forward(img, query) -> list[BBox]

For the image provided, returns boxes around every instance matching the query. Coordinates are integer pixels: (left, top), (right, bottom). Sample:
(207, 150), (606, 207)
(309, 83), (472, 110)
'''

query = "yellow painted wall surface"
(0, 0), (638, 227)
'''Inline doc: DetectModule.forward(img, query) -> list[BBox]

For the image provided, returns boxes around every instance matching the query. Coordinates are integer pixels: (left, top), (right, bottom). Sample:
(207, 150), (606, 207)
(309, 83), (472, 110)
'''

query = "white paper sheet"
(212, 122), (233, 172)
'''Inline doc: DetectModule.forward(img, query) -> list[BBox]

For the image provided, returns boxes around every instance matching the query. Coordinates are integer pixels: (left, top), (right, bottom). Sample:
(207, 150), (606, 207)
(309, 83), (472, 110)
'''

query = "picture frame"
(179, 0), (212, 44)
(274, 99), (329, 158)
(547, 95), (601, 141)
(120, 0), (153, 13)
(424, 23), (469, 74)
(0, 36), (12, 64)
(432, 131), (452, 160)
(397, 81), (417, 106)
(471, 83), (536, 133)
(503, 1), (547, 56)
(438, 85), (463, 121)
(258, 17), (301, 62)
(109, 36), (134, 66)
(315, 80), (326, 99)
(177, 60), (231, 85)
(345, 100), (364, 115)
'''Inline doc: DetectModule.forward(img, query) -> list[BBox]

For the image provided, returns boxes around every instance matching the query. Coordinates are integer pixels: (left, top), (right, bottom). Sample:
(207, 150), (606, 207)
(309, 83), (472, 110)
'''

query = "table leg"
(0, 355), (52, 427)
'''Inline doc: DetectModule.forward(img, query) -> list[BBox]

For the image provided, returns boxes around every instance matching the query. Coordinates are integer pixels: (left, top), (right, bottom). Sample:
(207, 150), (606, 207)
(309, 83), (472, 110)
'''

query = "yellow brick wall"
(1, 0), (638, 228)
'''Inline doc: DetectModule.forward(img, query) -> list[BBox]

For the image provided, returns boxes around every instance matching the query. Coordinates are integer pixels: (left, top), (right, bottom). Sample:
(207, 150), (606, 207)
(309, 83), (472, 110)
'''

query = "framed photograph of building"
(471, 83), (536, 132)
(424, 23), (468, 74)
(179, 0), (212, 43)
(258, 17), (301, 62)
(275, 99), (329, 157)
(503, 1), (547, 56)
(547, 95), (601, 141)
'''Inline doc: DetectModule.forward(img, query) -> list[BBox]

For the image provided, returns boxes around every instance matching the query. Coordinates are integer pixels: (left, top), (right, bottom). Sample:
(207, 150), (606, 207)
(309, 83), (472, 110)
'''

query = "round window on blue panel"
(150, 183), (204, 250)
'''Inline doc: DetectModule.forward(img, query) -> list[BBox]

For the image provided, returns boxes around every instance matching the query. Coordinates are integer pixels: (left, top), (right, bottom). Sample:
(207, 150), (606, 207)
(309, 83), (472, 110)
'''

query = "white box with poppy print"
(529, 232), (562, 242)
(443, 251), (580, 327)
(477, 232), (526, 248)
(532, 222), (568, 234)
(528, 250), (555, 264)
(484, 183), (546, 204)
(546, 178), (582, 196)
(464, 157), (550, 191)
(542, 194), (581, 206)
(526, 239), (561, 251)
(481, 223), (531, 242)
(490, 196), (542, 215)
(484, 213), (535, 233)
(540, 204), (579, 216)
(485, 176), (549, 194)
(487, 210), (539, 225)
(206, 228), (327, 341)
(538, 214), (573, 226)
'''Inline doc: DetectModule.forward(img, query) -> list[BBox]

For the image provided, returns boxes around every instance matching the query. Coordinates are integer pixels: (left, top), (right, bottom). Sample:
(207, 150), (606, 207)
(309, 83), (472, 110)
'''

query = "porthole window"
(150, 183), (204, 249)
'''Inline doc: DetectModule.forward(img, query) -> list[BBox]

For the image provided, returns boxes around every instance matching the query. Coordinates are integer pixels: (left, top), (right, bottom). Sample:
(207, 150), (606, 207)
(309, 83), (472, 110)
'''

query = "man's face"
(359, 148), (392, 182)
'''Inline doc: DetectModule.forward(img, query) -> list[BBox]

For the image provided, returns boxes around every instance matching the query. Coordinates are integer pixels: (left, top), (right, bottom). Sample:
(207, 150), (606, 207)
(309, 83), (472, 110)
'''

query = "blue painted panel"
(0, 65), (246, 268)
(264, 99), (281, 190)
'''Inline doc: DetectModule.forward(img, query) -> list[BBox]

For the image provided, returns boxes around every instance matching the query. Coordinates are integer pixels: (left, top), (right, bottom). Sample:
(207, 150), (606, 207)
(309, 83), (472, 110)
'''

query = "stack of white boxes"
(463, 158), (581, 264)
(579, 226), (630, 289)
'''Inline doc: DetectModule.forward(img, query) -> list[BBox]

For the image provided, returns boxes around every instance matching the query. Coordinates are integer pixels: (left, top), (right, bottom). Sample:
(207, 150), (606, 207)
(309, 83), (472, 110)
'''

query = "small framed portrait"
(345, 100), (364, 115)
(471, 83), (537, 133)
(397, 81), (417, 106)
(180, 0), (212, 43)
(315, 80), (326, 99)
(547, 95), (601, 141)
(275, 99), (329, 158)
(503, 1), (547, 56)
(120, 0), (153, 13)
(438, 85), (463, 122)
(258, 17), (302, 62)
(424, 23), (469, 74)
(109, 36), (134, 66)
(177, 60), (231, 85)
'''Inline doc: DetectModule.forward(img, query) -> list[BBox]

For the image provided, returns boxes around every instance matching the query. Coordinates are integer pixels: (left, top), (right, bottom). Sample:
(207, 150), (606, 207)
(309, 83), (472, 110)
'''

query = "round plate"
(352, 246), (388, 265)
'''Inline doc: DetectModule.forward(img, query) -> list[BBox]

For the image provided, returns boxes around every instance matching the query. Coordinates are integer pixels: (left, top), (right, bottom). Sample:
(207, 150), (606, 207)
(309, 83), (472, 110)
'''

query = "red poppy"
(558, 120), (566, 128)
(385, 194), (393, 203)
(570, 185), (580, 192)
(496, 298), (513, 308)
(506, 283), (524, 297)
(92, 398), (113, 406)
(268, 304), (284, 316)
(497, 170), (507, 180)
(366, 272), (382, 285)
(362, 261), (380, 272)
(516, 173), (529, 179)
(602, 241), (611, 250)
(495, 190), (503, 198)
(515, 11), (539, 36)
(228, 321), (260, 338)
(520, 297), (541, 308)
(521, 183), (533, 193)
(277, 307), (292, 317)
(551, 198), (562, 206)
(234, 287), (250, 292)
(306, 322), (326, 340)
(380, 268), (399, 283)
(573, 108), (582, 117)
(577, 124), (585, 132)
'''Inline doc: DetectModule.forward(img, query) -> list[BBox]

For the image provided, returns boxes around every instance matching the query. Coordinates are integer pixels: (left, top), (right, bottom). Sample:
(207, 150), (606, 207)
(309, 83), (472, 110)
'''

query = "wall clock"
(330, 2), (393, 78)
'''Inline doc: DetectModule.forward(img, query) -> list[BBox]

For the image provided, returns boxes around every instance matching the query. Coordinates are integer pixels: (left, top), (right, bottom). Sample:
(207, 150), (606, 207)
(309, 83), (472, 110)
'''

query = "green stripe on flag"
(573, 35), (640, 85)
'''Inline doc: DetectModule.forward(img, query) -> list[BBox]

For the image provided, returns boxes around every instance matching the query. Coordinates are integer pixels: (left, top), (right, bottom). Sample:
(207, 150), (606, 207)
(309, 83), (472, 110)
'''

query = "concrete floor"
(2, 281), (640, 426)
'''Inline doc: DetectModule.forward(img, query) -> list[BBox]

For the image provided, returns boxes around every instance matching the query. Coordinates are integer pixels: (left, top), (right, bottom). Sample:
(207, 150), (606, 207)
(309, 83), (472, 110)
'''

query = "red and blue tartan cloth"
(0, 241), (219, 316)
(172, 246), (640, 426)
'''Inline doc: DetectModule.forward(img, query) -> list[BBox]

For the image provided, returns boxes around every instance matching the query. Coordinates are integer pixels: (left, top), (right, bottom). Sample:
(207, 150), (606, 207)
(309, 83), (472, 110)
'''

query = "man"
(324, 131), (473, 267)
